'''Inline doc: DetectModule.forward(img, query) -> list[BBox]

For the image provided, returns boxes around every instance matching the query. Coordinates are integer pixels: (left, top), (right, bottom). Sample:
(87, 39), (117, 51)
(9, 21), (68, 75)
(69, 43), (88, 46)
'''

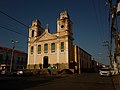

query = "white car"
(99, 68), (111, 76)
(16, 70), (24, 76)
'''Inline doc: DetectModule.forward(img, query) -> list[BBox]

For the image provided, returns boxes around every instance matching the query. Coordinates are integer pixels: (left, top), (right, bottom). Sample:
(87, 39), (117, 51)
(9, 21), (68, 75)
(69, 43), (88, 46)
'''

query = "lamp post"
(10, 40), (18, 72)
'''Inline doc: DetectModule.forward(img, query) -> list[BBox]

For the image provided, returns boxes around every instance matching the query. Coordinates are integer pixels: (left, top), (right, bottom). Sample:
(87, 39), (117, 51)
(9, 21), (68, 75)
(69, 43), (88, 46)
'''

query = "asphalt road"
(0, 73), (116, 90)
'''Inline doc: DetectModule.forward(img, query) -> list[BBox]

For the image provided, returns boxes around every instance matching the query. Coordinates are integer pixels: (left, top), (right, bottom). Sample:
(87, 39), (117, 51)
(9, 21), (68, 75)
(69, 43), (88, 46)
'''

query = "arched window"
(61, 42), (64, 52)
(31, 46), (34, 54)
(44, 43), (48, 53)
(51, 43), (55, 53)
(38, 45), (41, 54)
(32, 30), (34, 37)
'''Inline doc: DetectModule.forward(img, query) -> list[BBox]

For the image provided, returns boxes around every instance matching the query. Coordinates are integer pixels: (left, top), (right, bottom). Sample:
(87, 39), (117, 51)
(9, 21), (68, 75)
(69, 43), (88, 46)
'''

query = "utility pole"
(115, 0), (120, 72)
(107, 0), (114, 68)
(108, 0), (120, 72)
(10, 40), (18, 72)
(103, 41), (112, 66)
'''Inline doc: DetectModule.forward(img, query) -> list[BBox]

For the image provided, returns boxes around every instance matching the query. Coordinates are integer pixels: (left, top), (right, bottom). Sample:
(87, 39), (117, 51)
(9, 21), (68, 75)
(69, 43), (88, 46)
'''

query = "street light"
(10, 40), (18, 72)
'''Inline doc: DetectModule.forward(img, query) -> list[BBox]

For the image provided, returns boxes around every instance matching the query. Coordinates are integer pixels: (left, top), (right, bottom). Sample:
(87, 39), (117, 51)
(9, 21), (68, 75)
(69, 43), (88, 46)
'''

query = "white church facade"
(27, 10), (92, 72)
(27, 10), (74, 70)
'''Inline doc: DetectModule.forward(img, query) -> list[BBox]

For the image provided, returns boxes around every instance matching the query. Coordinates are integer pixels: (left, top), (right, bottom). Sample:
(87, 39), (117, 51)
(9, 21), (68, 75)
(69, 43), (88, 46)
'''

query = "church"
(27, 10), (92, 72)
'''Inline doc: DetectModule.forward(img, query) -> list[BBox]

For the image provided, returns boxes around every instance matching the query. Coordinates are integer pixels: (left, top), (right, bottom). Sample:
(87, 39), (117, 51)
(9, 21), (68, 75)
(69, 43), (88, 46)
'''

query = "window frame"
(32, 30), (34, 37)
(31, 46), (34, 54)
(38, 45), (41, 54)
(44, 43), (48, 53)
(61, 42), (64, 52)
(51, 43), (55, 53)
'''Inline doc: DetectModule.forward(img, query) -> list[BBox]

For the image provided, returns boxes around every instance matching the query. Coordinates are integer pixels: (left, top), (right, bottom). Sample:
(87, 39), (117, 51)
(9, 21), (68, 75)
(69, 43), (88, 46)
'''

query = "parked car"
(16, 69), (33, 76)
(99, 68), (111, 76)
(16, 70), (24, 76)
(1, 69), (17, 76)
(58, 69), (74, 74)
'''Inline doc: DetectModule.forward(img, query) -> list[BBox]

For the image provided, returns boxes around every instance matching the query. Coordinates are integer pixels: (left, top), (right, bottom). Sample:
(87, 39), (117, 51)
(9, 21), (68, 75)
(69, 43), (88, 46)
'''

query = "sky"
(0, 0), (119, 65)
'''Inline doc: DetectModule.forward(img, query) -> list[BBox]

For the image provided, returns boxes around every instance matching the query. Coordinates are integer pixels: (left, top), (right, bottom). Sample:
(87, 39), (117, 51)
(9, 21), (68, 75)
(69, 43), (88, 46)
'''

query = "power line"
(0, 10), (29, 28)
(104, 1), (111, 42)
(0, 10), (39, 34)
(98, 0), (105, 39)
(0, 25), (28, 37)
(92, 0), (103, 41)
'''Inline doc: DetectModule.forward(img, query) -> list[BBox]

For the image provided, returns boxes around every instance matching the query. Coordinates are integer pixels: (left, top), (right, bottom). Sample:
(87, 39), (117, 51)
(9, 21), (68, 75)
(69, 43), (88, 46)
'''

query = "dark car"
(58, 69), (74, 74)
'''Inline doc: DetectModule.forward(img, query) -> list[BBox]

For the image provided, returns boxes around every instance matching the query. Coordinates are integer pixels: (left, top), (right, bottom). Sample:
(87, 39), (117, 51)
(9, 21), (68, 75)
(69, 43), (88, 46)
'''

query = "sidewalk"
(112, 75), (120, 90)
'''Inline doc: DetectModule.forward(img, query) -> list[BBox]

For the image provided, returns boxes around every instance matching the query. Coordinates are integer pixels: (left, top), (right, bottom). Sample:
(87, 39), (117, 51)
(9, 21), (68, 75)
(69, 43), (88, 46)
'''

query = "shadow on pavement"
(0, 75), (65, 89)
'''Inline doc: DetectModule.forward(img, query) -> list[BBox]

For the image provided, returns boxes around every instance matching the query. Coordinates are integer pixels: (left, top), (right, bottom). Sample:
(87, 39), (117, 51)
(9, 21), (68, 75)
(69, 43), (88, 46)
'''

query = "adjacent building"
(74, 45), (92, 73)
(0, 46), (27, 70)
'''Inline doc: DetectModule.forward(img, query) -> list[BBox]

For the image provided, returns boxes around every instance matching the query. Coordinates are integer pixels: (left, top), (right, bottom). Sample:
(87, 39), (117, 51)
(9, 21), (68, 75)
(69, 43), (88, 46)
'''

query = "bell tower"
(57, 10), (72, 33)
(56, 10), (74, 69)
(29, 19), (43, 42)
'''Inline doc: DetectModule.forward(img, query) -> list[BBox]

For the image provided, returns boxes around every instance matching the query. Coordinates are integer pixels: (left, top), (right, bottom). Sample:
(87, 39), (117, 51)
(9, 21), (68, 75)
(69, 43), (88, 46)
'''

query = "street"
(0, 73), (117, 90)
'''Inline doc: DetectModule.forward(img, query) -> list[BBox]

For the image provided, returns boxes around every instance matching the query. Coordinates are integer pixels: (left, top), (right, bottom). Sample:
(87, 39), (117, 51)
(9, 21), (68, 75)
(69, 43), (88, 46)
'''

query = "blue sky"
(0, 0), (118, 65)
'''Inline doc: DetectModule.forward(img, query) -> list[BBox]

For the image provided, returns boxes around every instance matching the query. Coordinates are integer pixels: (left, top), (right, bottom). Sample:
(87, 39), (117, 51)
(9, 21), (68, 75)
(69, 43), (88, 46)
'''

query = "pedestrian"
(74, 66), (78, 74)
(48, 66), (51, 75)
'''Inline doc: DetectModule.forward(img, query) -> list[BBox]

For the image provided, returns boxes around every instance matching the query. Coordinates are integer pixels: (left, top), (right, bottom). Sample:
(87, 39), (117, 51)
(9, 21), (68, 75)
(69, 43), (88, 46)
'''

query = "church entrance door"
(43, 56), (48, 68)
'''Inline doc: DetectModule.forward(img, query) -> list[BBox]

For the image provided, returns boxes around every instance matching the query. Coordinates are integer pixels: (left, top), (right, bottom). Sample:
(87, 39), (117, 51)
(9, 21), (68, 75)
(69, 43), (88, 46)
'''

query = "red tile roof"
(0, 46), (27, 55)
